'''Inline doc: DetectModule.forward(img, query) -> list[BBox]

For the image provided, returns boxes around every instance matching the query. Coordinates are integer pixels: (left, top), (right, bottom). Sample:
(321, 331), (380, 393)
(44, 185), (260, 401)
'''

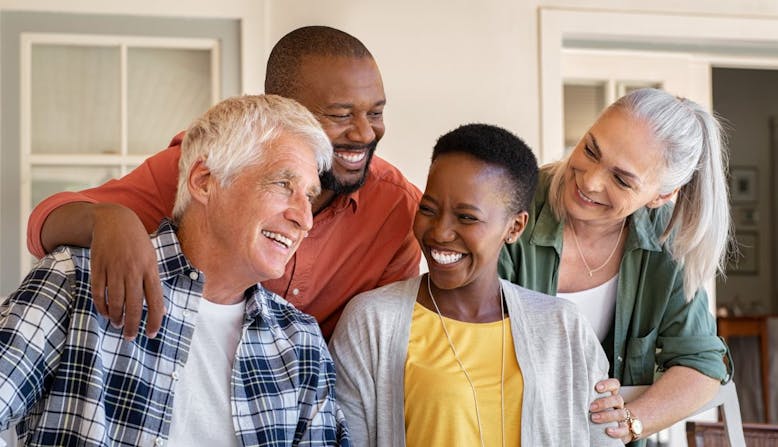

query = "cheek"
(372, 122), (385, 140)
(412, 215), (425, 243)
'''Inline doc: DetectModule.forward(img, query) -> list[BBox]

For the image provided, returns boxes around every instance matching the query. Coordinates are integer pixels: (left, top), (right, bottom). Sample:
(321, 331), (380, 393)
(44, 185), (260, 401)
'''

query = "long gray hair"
(547, 88), (731, 301)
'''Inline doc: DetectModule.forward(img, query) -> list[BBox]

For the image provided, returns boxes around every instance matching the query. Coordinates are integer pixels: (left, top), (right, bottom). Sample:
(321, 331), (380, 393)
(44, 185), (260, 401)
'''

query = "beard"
(319, 140), (378, 196)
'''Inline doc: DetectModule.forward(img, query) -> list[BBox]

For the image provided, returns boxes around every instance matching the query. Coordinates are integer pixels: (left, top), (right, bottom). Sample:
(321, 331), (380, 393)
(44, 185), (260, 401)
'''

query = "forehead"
(255, 132), (320, 180)
(591, 107), (666, 180)
(293, 55), (385, 108)
(426, 153), (510, 198)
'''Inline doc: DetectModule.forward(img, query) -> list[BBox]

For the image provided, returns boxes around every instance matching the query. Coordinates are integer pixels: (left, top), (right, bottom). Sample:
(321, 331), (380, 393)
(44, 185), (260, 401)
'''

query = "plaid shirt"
(0, 219), (350, 447)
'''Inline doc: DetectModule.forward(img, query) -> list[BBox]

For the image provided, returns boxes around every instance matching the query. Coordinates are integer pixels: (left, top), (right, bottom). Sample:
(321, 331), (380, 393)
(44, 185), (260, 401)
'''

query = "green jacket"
(498, 172), (730, 387)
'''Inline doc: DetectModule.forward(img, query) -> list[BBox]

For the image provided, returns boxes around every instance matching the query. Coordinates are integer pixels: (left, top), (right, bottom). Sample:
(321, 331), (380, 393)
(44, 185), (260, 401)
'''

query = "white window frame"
(19, 32), (220, 276)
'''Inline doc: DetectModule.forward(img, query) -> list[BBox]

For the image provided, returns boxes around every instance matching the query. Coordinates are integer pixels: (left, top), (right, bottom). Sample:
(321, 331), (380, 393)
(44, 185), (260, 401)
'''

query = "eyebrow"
(588, 133), (642, 185)
(326, 99), (386, 109)
(420, 195), (484, 213)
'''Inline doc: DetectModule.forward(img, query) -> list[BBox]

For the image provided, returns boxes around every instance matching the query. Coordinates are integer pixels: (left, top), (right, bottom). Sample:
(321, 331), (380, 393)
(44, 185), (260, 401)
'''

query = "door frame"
(540, 8), (778, 164)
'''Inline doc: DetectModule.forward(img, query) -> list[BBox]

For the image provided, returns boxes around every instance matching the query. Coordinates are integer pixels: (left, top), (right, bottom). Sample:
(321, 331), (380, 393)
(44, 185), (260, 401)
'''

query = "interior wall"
(713, 67), (778, 315)
(264, 0), (539, 191)
(3, 0), (778, 293)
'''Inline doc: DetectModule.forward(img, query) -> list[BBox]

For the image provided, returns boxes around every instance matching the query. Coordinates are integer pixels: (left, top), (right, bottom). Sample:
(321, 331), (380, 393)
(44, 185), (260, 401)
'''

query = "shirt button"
(182, 310), (190, 318)
(155, 437), (164, 446)
(617, 356), (623, 362)
(292, 288), (300, 296)
(189, 271), (199, 281)
(171, 371), (179, 381)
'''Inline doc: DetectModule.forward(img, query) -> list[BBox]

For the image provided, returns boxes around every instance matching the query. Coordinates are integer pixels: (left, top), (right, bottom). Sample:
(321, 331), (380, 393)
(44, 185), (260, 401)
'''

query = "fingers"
(595, 378), (622, 395)
(91, 266), (109, 318)
(590, 393), (625, 413)
(123, 277), (144, 340)
(605, 419), (633, 443)
(143, 271), (165, 339)
(105, 268), (126, 329)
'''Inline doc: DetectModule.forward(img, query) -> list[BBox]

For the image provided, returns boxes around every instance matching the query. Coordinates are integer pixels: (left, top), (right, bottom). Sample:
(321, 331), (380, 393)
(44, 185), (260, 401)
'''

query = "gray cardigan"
(329, 276), (621, 447)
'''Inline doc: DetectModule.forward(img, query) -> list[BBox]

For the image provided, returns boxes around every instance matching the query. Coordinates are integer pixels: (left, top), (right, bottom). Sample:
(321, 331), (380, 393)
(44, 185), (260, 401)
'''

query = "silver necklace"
(426, 274), (506, 447)
(568, 219), (626, 277)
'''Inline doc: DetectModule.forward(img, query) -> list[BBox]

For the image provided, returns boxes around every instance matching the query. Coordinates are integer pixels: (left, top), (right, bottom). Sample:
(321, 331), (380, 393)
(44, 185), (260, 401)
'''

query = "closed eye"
(418, 204), (435, 216)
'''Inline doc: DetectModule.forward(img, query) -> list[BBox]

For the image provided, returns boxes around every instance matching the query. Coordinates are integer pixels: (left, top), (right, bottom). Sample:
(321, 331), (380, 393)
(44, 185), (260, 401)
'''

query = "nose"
(346, 114), (376, 144)
(429, 214), (456, 243)
(285, 192), (314, 233)
(579, 165), (607, 194)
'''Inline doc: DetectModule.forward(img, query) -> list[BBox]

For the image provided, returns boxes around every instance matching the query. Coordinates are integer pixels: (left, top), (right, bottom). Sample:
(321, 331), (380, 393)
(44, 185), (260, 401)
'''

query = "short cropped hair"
(265, 26), (373, 97)
(172, 94), (332, 220)
(432, 123), (539, 214)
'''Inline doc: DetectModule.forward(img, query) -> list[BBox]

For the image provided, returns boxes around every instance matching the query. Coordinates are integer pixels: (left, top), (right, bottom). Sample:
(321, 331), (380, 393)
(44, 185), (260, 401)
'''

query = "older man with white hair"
(0, 94), (348, 447)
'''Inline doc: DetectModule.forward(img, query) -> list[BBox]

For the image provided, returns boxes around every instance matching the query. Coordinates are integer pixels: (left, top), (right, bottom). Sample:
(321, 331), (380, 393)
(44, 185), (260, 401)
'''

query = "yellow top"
(404, 302), (523, 446)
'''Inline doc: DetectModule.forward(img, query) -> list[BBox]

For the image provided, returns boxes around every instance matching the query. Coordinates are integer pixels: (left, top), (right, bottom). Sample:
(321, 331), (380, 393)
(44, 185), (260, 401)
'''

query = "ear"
(504, 211), (529, 244)
(646, 188), (679, 209)
(187, 158), (213, 205)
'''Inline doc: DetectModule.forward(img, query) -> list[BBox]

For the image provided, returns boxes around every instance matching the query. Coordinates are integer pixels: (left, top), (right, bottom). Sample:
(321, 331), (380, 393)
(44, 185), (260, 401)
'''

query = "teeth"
(430, 249), (464, 265)
(577, 188), (597, 204)
(335, 151), (366, 163)
(262, 231), (292, 248)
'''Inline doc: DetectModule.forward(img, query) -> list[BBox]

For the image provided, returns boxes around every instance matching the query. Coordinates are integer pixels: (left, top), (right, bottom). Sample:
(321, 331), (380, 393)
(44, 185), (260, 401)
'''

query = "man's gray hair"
(172, 94), (332, 219)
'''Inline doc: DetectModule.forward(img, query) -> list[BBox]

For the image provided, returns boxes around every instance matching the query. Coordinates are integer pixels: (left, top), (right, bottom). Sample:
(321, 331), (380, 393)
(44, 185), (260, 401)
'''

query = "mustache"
(333, 140), (378, 152)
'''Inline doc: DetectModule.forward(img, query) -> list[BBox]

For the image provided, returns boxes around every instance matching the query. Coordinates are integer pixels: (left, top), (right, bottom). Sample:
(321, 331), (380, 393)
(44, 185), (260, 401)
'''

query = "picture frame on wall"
(728, 231), (759, 275)
(729, 166), (758, 203)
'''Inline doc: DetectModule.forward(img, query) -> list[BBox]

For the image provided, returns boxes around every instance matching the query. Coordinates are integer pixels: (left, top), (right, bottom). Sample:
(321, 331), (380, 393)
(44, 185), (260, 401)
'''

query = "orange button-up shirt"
(28, 132), (422, 339)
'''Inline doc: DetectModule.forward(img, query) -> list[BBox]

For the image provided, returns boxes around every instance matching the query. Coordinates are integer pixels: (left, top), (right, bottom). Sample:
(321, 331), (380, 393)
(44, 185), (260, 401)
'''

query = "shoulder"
(344, 277), (419, 317)
(364, 156), (422, 203)
(261, 287), (324, 339)
(7, 247), (85, 312)
(502, 280), (588, 328)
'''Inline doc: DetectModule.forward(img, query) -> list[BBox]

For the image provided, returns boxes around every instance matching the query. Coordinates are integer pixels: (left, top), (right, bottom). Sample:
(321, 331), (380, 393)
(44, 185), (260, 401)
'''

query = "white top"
(557, 275), (619, 342)
(167, 298), (245, 447)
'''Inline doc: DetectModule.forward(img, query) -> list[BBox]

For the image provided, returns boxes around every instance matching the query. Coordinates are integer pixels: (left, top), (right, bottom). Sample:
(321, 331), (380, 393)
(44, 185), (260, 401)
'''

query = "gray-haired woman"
(499, 88), (732, 445)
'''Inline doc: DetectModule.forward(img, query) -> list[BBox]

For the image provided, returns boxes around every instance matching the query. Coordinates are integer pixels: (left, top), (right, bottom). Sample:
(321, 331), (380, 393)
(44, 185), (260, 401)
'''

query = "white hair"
(172, 94), (332, 219)
(547, 88), (731, 301)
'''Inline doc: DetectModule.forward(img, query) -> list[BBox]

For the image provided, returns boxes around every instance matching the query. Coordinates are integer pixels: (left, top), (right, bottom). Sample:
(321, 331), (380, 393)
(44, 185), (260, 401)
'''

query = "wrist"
(622, 407), (644, 442)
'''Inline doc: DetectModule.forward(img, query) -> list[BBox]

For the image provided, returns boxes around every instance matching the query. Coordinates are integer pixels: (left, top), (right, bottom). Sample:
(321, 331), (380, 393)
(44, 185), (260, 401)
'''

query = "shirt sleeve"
(376, 186), (421, 287)
(0, 255), (72, 430)
(328, 301), (375, 447)
(656, 287), (729, 382)
(584, 325), (623, 446)
(296, 329), (351, 446)
(26, 137), (183, 258)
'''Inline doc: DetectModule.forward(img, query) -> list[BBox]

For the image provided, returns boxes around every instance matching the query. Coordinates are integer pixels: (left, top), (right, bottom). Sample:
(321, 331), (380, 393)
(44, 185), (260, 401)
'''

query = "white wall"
(4, 0), (778, 186)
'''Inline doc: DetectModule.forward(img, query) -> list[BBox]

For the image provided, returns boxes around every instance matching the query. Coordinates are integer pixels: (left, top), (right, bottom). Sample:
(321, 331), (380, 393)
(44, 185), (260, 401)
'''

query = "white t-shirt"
(167, 298), (245, 447)
(557, 275), (619, 342)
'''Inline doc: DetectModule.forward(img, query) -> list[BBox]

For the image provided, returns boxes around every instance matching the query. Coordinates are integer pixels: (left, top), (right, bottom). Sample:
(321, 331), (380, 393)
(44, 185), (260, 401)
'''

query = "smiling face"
(414, 153), (526, 293)
(204, 132), (321, 283)
(292, 55), (386, 196)
(563, 106), (672, 226)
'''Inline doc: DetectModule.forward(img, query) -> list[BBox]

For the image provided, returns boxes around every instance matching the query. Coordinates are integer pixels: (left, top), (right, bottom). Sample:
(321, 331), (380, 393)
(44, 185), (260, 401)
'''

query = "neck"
(312, 188), (337, 214)
(177, 213), (253, 305)
(567, 216), (626, 240)
(424, 274), (504, 323)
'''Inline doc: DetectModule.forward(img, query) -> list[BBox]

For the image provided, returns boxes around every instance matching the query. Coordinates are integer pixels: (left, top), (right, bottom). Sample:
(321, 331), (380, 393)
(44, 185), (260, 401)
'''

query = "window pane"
(31, 165), (121, 208)
(618, 81), (662, 97)
(564, 83), (606, 153)
(31, 44), (121, 155)
(127, 47), (212, 155)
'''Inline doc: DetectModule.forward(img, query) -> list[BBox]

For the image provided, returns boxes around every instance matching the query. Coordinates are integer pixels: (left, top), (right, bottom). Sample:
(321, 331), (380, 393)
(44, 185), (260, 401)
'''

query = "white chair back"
(621, 381), (745, 447)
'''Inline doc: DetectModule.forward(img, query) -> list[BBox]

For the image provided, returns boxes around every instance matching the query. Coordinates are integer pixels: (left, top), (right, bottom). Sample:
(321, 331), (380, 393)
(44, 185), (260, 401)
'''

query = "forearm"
(40, 202), (102, 252)
(626, 366), (720, 436)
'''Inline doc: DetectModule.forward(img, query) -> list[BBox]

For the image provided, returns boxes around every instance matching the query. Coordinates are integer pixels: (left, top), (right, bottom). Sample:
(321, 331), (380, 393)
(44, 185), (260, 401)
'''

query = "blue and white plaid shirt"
(0, 219), (350, 446)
